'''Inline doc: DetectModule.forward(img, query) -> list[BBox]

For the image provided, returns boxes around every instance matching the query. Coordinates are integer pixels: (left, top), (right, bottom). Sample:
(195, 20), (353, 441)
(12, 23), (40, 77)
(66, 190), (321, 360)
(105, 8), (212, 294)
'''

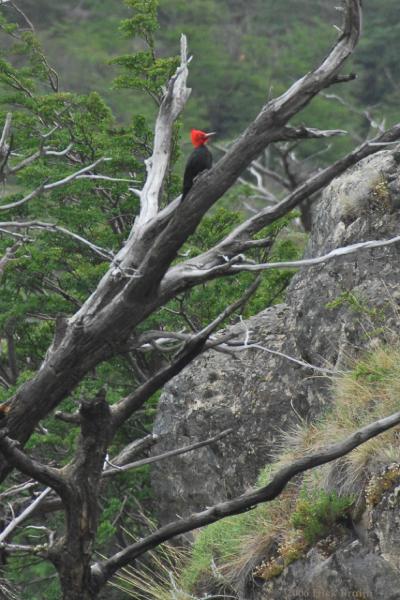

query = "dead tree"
(0, 1), (400, 598)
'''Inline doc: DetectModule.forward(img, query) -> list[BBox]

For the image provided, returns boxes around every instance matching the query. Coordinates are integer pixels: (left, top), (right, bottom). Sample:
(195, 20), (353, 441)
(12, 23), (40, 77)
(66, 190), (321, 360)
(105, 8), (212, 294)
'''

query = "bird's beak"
(205, 132), (216, 137)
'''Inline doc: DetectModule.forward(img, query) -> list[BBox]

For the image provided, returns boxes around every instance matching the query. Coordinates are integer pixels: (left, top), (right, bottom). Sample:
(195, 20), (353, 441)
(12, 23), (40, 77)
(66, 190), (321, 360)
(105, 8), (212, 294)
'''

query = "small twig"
(0, 487), (51, 543)
(0, 220), (113, 260)
(103, 429), (233, 476)
(0, 480), (36, 499)
(0, 157), (111, 211)
(0, 541), (47, 555)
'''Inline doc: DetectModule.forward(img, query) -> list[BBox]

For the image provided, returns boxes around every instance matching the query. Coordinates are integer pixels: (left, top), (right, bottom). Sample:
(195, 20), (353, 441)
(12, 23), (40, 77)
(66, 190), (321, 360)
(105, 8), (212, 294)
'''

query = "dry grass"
(179, 343), (400, 594)
(117, 343), (400, 598)
(111, 542), (193, 600)
(277, 344), (400, 499)
(216, 485), (297, 589)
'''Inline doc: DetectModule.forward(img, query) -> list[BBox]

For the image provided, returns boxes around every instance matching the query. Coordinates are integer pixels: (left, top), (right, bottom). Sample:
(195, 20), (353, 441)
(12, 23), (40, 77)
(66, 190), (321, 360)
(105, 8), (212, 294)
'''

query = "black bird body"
(181, 129), (215, 200)
(182, 144), (213, 200)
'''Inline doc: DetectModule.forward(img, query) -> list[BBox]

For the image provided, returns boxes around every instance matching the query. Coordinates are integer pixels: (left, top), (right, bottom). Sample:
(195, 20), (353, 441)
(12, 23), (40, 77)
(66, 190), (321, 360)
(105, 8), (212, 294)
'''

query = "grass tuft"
(119, 343), (400, 598)
(111, 542), (191, 600)
(290, 487), (353, 545)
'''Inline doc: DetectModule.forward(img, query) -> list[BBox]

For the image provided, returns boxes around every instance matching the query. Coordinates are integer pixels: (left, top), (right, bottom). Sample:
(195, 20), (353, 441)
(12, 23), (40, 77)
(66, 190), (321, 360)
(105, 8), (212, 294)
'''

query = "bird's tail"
(181, 185), (191, 202)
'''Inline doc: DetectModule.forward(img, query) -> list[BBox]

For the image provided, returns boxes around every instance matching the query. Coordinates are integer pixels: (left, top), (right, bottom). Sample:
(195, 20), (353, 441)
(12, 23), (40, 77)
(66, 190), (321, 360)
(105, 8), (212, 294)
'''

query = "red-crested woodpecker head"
(190, 129), (216, 148)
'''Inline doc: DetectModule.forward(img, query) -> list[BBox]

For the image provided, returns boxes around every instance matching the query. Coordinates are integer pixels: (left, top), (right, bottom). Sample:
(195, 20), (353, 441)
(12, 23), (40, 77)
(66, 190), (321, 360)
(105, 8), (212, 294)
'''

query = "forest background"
(16, 0), (400, 154)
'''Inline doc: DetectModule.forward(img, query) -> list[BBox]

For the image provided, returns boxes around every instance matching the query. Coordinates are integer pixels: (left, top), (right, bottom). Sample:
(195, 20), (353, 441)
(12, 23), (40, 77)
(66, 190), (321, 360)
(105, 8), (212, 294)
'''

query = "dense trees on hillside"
(12, 0), (400, 139)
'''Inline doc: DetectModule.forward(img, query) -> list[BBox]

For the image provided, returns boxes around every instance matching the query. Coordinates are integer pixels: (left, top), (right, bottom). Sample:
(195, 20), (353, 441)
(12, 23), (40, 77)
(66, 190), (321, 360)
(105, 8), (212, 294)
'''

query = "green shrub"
(291, 488), (354, 545)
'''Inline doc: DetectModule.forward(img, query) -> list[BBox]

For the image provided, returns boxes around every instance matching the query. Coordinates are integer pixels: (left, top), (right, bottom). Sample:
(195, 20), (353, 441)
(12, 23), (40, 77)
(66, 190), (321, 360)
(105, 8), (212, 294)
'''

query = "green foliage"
(8, 0), (397, 147)
(121, 0), (159, 39)
(351, 356), (394, 384)
(325, 291), (384, 320)
(291, 488), (354, 545)
(112, 0), (179, 101)
(7, 548), (61, 599)
(180, 511), (257, 591)
(0, 8), (171, 596)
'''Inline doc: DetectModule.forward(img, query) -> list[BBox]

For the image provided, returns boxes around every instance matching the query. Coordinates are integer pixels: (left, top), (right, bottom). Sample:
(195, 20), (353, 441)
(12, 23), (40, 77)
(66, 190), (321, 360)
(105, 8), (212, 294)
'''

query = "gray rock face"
(258, 539), (400, 600)
(258, 480), (400, 600)
(151, 150), (400, 535)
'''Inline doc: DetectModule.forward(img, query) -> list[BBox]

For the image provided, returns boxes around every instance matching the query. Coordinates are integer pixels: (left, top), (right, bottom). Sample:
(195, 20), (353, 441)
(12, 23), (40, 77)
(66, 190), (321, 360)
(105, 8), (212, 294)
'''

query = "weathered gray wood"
(91, 409), (400, 588)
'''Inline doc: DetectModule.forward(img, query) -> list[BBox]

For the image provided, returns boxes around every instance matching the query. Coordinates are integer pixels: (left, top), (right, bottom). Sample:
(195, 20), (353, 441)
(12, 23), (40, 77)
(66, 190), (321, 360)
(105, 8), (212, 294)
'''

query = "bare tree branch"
(111, 275), (261, 430)
(275, 125), (347, 141)
(214, 142), (290, 190)
(0, 487), (51, 543)
(107, 434), (159, 468)
(230, 234), (400, 272)
(91, 410), (400, 588)
(0, 221), (114, 260)
(128, 0), (362, 290)
(0, 541), (47, 555)
(0, 157), (111, 211)
(103, 429), (233, 476)
(163, 122), (400, 290)
(174, 234), (400, 287)
(132, 34), (191, 233)
(323, 91), (386, 140)
(0, 112), (12, 174)
(0, 429), (66, 495)
(53, 411), (80, 425)
(0, 480), (36, 499)
(0, 113), (12, 154)
(75, 174), (137, 184)
(74, 0), (362, 327)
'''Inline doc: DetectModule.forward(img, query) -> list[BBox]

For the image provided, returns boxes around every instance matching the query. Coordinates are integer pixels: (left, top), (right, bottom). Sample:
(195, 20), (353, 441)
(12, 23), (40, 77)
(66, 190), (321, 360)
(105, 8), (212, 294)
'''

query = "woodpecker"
(181, 129), (215, 201)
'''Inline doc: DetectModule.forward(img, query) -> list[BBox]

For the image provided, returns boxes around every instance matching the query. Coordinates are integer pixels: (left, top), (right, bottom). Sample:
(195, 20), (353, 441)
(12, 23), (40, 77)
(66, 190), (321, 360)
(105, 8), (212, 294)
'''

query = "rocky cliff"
(256, 475), (400, 600)
(151, 150), (400, 599)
